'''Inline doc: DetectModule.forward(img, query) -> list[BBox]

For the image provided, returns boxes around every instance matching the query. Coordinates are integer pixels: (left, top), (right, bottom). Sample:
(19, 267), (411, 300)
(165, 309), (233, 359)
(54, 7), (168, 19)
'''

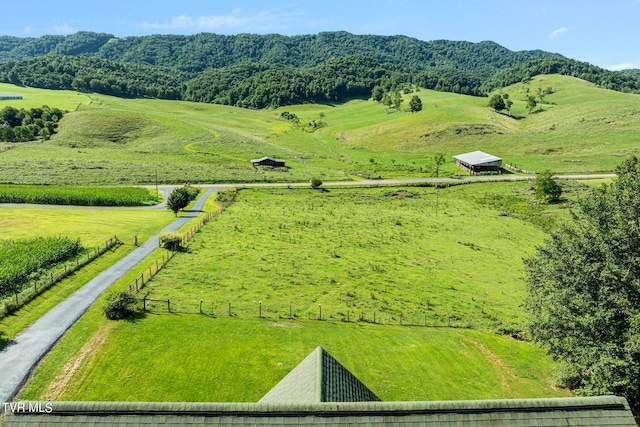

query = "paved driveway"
(0, 187), (218, 407)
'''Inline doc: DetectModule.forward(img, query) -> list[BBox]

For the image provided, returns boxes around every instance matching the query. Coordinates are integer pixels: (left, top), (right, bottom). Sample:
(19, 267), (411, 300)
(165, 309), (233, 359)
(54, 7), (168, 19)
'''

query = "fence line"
(0, 236), (121, 319)
(132, 297), (474, 329)
(128, 206), (225, 296)
(504, 163), (537, 175)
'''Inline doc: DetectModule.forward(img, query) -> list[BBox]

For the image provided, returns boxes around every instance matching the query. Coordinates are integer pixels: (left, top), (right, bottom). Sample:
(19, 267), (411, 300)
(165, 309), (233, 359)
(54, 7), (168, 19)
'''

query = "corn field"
(0, 184), (156, 206)
(0, 237), (83, 297)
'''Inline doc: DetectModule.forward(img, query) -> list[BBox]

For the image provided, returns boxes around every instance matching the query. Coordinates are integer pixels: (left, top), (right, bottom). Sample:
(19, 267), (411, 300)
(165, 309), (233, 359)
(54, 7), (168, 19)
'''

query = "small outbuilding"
(250, 156), (286, 168)
(453, 150), (502, 175)
(0, 94), (22, 100)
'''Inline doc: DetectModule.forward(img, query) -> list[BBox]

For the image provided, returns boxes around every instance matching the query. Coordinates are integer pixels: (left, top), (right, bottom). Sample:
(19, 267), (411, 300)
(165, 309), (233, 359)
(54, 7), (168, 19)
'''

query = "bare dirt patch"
(464, 338), (517, 396)
(43, 323), (114, 400)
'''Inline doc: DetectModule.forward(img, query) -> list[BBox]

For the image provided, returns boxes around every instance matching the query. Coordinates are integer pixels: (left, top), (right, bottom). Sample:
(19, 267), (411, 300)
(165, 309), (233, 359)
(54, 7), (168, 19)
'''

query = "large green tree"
(488, 94), (505, 112)
(524, 157), (640, 413)
(409, 95), (422, 113)
(534, 170), (562, 202)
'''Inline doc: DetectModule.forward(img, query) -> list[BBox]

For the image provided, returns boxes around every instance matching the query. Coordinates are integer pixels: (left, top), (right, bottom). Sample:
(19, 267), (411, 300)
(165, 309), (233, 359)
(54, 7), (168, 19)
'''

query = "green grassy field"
(0, 203), (176, 348)
(1, 75), (639, 185)
(141, 183), (553, 330)
(19, 315), (570, 403)
(0, 206), (171, 247)
(18, 182), (575, 403)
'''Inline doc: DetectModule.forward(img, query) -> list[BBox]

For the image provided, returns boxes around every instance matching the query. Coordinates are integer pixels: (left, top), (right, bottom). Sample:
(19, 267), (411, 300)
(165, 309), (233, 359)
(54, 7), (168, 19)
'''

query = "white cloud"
(140, 5), (305, 32)
(53, 24), (76, 35)
(549, 27), (570, 39)
(608, 63), (640, 71)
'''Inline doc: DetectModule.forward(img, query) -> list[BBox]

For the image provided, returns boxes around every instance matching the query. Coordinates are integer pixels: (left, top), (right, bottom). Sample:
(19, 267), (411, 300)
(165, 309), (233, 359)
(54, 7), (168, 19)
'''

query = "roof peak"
(258, 346), (380, 404)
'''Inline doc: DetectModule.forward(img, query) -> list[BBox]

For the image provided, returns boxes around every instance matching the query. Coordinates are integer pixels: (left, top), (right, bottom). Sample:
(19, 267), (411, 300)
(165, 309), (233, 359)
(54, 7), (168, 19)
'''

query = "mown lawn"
(20, 314), (569, 402)
(0, 204), (175, 348)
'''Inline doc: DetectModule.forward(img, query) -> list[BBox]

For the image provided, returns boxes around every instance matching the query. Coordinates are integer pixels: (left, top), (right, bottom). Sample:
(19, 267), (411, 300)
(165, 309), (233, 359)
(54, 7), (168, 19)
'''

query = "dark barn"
(250, 156), (286, 167)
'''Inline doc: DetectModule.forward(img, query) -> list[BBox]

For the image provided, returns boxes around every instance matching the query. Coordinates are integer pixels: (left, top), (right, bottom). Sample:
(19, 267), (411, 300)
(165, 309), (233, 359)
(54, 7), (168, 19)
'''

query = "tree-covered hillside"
(0, 31), (638, 108)
(0, 31), (557, 77)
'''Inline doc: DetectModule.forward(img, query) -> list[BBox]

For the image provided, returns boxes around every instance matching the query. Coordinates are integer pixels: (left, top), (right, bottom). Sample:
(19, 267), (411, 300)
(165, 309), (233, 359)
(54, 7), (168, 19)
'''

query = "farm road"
(0, 187), (219, 407)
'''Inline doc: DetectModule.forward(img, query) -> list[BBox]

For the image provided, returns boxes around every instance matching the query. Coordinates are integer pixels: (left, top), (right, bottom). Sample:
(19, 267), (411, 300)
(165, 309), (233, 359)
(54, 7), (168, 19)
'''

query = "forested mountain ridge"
(0, 31), (638, 108)
(0, 31), (558, 77)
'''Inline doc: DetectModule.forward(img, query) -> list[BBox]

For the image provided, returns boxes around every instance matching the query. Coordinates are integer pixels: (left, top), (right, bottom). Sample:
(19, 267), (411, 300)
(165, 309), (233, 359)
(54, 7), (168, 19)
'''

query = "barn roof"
(250, 156), (285, 163)
(453, 151), (502, 166)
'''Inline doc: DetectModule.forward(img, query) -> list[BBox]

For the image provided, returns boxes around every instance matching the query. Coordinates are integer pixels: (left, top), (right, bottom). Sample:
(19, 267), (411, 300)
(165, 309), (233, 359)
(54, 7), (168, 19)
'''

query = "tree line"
(0, 105), (64, 142)
(0, 31), (557, 77)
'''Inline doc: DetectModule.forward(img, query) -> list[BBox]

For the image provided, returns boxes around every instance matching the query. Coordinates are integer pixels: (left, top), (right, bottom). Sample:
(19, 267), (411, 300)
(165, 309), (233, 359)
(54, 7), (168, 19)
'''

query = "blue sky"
(3, 0), (639, 70)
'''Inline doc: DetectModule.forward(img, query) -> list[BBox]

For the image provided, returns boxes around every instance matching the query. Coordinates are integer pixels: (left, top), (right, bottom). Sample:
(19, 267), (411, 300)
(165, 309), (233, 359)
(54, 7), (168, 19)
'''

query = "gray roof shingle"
(258, 347), (381, 404)
(4, 396), (637, 426)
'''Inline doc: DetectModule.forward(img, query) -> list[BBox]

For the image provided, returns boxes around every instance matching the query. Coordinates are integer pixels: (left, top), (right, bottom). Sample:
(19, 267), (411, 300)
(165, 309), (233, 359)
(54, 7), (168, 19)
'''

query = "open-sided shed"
(453, 150), (502, 174)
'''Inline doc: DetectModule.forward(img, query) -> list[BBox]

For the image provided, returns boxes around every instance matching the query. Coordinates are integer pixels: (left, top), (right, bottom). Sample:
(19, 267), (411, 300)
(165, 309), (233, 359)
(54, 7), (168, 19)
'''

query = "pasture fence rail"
(0, 236), (121, 319)
(504, 163), (537, 175)
(132, 297), (474, 329)
(127, 206), (224, 296)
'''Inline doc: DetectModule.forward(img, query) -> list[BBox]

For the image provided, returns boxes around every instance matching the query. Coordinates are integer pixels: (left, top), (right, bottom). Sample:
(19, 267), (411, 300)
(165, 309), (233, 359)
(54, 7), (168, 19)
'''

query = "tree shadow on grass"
(123, 311), (147, 324)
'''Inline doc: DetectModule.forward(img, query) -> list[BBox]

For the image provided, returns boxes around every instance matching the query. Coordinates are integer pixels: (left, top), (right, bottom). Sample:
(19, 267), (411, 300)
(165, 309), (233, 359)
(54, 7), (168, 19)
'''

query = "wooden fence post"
(167, 299), (171, 312)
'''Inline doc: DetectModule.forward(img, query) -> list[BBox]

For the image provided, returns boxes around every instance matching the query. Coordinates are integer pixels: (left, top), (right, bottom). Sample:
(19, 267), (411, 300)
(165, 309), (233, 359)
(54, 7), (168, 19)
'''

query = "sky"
(2, 0), (639, 70)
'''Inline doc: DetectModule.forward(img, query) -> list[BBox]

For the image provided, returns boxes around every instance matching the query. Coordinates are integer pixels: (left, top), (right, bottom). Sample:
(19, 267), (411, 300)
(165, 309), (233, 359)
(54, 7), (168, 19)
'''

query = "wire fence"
(131, 297), (474, 329)
(0, 236), (121, 319)
(127, 206), (224, 296)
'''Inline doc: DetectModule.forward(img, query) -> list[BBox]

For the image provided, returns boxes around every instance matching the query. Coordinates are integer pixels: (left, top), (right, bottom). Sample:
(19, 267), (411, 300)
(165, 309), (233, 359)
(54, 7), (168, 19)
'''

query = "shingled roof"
(259, 346), (381, 403)
(4, 397), (636, 426)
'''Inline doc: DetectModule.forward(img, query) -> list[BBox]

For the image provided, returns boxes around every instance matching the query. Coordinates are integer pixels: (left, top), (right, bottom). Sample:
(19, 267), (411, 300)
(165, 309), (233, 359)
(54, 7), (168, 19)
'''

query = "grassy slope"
(142, 184), (548, 329)
(1, 76), (639, 185)
(19, 182), (572, 402)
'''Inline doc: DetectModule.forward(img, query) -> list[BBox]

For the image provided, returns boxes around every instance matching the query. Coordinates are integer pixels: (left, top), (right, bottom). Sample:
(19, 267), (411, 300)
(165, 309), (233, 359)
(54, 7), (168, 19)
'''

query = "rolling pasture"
(18, 182), (573, 403)
(3, 75), (633, 405)
(1, 75), (640, 185)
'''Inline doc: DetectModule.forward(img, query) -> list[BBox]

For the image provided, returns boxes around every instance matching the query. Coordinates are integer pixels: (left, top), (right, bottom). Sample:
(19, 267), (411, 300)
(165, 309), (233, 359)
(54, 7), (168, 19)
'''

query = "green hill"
(1, 74), (639, 185)
(0, 31), (557, 75)
(2, 31), (639, 108)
